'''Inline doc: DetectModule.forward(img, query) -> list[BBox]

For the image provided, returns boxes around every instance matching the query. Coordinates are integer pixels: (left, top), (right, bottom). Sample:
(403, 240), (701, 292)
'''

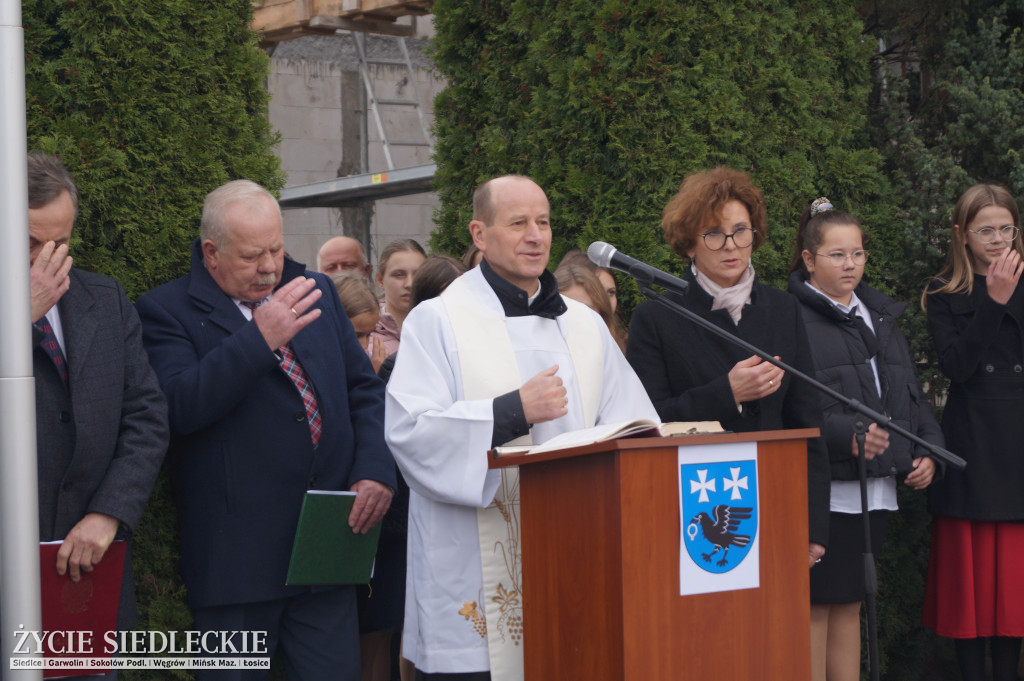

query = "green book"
(285, 491), (382, 585)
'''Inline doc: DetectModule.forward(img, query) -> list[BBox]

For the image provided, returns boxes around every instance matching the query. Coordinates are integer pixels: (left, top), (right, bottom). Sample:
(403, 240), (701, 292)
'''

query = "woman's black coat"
(627, 268), (831, 546)
(787, 273), (944, 482)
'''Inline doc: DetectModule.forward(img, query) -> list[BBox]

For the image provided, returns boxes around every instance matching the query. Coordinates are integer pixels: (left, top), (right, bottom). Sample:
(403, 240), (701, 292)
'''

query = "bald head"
(317, 236), (371, 278)
(472, 174), (537, 227)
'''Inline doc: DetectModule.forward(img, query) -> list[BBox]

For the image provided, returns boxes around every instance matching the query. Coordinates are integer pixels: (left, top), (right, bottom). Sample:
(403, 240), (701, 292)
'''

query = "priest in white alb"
(385, 175), (659, 681)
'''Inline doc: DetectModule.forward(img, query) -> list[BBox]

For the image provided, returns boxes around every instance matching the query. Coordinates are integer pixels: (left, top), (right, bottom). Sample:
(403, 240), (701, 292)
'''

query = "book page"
(494, 418), (660, 456)
(493, 420), (727, 456)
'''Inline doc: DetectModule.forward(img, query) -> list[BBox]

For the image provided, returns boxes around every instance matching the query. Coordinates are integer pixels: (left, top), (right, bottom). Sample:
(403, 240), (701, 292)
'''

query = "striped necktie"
(243, 301), (322, 448)
(35, 317), (68, 384)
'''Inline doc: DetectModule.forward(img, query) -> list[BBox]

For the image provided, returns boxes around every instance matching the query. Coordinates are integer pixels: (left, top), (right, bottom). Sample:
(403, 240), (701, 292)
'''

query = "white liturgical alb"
(385, 267), (657, 676)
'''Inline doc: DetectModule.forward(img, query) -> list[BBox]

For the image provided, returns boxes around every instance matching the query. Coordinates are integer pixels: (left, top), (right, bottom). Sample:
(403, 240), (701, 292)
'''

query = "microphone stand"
(854, 421), (881, 681)
(636, 283), (966, 470)
(637, 282), (963, 681)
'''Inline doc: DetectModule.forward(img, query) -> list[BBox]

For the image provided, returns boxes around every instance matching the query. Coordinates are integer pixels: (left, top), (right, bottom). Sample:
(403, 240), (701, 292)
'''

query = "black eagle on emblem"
(689, 505), (752, 566)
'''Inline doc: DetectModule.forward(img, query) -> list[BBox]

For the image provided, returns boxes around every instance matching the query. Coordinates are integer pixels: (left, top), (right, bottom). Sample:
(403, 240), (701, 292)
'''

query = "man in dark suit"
(27, 151), (168, 631)
(136, 180), (395, 681)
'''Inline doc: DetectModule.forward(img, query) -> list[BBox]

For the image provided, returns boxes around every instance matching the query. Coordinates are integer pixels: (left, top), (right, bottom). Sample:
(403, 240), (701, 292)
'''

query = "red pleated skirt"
(922, 516), (1024, 638)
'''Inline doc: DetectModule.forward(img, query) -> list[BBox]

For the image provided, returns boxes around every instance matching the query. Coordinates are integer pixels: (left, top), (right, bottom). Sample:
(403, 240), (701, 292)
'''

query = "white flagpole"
(0, 0), (44, 678)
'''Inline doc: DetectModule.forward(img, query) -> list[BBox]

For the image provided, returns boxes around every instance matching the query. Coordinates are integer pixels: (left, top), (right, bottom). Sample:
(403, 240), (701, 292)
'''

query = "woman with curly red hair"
(627, 166), (830, 570)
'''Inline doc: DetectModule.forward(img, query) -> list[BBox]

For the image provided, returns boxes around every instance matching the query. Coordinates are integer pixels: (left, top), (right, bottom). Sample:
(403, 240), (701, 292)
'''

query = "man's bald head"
(472, 174), (535, 227)
(317, 236), (371, 279)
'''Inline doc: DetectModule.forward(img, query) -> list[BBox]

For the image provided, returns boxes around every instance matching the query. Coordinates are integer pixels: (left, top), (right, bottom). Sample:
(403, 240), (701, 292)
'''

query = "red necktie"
(35, 317), (68, 384)
(243, 302), (322, 448)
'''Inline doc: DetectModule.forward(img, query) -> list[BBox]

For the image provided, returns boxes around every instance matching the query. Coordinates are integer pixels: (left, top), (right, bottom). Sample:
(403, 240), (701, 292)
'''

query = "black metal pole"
(854, 421), (880, 681)
(637, 284), (966, 470)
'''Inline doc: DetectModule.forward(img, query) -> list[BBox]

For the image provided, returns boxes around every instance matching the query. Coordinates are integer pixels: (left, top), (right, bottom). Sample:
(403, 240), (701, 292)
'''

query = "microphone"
(587, 241), (689, 294)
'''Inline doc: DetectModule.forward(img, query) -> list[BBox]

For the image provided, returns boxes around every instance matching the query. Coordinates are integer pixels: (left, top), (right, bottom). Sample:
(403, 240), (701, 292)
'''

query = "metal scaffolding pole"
(0, 0), (43, 677)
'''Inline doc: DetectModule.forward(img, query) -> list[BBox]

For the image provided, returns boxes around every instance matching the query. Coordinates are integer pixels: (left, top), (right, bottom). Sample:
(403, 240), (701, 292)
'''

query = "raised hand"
(986, 248), (1023, 305)
(728, 355), (785, 405)
(369, 335), (388, 373)
(519, 365), (568, 425)
(251, 276), (322, 350)
(30, 241), (72, 323)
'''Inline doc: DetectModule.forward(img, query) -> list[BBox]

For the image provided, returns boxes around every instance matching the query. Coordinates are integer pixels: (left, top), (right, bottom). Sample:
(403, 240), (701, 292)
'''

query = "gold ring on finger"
(768, 379), (774, 388)
(291, 307), (299, 318)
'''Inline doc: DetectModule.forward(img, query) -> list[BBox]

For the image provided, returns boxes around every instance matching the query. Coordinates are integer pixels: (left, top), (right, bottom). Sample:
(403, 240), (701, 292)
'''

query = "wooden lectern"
(490, 429), (818, 681)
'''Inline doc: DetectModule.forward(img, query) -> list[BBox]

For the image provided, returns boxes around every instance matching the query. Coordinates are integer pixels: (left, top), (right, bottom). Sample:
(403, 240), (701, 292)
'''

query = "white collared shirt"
(44, 306), (67, 354)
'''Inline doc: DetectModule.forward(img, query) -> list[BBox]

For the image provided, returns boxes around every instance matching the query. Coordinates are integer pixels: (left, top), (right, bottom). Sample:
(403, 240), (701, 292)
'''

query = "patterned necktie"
(35, 317), (68, 384)
(243, 301), (322, 448)
(847, 306), (879, 359)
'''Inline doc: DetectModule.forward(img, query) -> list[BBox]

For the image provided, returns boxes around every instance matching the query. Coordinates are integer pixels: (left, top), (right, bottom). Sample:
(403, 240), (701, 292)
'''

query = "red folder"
(39, 540), (125, 678)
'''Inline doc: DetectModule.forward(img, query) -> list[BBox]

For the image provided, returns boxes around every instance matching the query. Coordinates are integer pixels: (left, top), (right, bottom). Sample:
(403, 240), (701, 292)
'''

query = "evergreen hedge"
(24, 0), (283, 298)
(428, 0), (896, 302)
(24, 1), (283, 678)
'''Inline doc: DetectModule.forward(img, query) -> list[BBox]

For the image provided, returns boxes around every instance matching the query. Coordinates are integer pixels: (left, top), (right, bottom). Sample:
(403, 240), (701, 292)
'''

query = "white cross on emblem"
(723, 467), (749, 501)
(690, 468), (716, 503)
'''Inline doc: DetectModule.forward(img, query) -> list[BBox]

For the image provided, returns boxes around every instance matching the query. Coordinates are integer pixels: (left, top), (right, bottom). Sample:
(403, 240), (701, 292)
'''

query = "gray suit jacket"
(33, 268), (169, 628)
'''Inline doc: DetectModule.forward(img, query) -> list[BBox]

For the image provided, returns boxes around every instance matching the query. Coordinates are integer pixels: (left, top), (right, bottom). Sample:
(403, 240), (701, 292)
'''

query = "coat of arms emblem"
(681, 460), (759, 574)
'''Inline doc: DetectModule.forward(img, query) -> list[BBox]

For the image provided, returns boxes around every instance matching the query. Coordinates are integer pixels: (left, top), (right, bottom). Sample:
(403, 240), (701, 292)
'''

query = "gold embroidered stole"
(441, 272), (602, 680)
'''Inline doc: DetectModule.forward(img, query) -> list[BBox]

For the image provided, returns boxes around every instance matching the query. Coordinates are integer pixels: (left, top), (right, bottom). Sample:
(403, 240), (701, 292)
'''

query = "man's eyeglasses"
(699, 227), (755, 251)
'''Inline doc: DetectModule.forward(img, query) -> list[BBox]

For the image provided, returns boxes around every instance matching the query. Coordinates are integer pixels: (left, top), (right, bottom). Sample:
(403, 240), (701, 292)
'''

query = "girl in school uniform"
(922, 184), (1024, 681)
(788, 198), (942, 681)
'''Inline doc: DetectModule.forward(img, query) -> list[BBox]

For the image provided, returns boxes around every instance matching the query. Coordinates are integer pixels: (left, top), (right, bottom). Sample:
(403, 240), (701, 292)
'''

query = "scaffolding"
(253, 0), (433, 43)
(253, 0), (437, 204)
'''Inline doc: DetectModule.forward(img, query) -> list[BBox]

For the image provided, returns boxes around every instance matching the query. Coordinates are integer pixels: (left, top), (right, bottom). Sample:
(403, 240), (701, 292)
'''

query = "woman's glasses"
(699, 227), (755, 251)
(815, 250), (869, 266)
(968, 225), (1019, 244)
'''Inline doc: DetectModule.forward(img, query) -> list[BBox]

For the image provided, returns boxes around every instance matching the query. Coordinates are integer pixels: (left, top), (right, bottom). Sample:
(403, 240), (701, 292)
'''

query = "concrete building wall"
(266, 16), (445, 273)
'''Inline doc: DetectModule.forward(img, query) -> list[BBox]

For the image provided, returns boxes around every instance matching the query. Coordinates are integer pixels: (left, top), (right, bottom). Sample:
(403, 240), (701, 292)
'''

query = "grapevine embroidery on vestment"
(459, 592), (487, 638)
(489, 473), (523, 645)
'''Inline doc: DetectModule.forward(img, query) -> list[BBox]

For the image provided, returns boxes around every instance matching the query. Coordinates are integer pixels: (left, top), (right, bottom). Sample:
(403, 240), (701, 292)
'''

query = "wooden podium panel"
(492, 429), (816, 681)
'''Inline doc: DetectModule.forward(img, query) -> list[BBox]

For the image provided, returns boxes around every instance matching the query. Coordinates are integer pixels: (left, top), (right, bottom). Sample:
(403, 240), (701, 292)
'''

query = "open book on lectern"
(493, 419), (724, 457)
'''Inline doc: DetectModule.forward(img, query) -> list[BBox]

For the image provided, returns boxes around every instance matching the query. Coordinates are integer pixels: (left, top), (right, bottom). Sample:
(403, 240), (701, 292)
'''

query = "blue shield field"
(681, 460), (759, 575)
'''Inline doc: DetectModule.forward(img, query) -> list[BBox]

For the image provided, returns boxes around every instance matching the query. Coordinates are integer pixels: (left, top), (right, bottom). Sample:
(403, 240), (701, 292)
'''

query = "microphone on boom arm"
(587, 241), (689, 294)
